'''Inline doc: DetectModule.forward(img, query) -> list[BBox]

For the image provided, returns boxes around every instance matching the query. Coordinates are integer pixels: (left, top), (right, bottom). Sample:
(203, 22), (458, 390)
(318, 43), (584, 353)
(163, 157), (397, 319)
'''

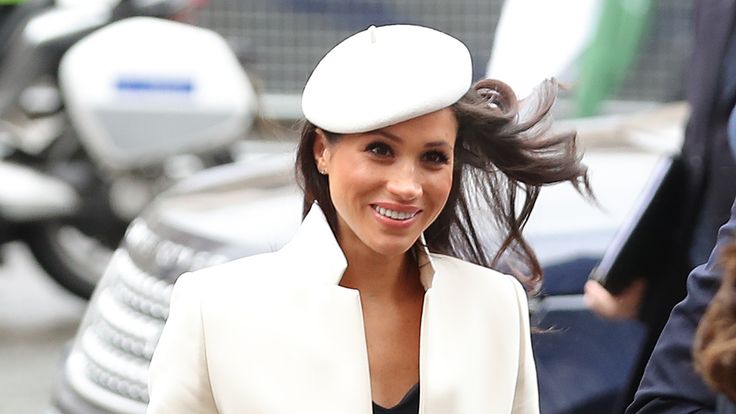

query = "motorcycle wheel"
(24, 221), (117, 299)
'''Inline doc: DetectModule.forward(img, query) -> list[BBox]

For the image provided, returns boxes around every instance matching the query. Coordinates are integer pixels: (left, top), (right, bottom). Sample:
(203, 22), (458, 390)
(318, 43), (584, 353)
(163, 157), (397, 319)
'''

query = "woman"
(147, 24), (590, 414)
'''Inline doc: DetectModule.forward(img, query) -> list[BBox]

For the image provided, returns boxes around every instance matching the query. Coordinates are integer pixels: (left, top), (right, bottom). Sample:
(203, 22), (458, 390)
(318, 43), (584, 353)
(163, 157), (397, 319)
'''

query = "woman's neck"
(338, 245), (421, 301)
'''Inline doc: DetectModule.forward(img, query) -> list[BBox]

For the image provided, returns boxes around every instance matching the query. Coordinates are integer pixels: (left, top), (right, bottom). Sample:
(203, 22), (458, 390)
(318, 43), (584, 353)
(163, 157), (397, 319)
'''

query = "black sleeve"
(625, 199), (736, 413)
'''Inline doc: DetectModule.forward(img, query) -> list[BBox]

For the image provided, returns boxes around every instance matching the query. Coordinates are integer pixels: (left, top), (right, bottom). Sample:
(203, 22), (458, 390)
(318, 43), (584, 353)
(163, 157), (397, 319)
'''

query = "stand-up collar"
(280, 203), (436, 290)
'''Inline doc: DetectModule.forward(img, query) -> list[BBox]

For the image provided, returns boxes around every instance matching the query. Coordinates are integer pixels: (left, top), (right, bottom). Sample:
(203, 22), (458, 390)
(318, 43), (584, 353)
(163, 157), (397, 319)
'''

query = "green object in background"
(0, 0), (26, 4)
(574, 0), (656, 117)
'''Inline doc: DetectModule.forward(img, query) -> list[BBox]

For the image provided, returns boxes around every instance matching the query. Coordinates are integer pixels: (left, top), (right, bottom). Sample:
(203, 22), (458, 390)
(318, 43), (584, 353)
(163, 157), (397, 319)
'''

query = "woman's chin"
(366, 236), (421, 258)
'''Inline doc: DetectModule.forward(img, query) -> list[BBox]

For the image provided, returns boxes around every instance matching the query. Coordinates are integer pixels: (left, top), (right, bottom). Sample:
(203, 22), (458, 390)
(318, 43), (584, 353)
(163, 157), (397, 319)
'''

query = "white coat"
(147, 204), (539, 413)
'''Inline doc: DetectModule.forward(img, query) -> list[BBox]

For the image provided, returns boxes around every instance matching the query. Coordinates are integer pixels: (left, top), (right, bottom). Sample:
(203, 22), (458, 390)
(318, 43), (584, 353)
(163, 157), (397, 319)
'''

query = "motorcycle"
(0, 0), (258, 298)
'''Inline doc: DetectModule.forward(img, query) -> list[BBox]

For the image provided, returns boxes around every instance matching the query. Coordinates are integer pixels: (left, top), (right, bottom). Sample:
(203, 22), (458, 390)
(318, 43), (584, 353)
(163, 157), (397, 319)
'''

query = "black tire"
(24, 221), (117, 299)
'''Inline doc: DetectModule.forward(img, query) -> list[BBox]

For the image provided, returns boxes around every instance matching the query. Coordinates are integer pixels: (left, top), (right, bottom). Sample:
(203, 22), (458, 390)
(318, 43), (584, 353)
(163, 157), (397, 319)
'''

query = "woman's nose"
(386, 163), (422, 200)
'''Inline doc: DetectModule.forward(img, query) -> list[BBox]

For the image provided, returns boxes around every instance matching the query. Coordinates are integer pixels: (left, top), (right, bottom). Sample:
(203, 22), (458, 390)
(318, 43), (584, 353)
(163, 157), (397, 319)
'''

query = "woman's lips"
(370, 203), (422, 228)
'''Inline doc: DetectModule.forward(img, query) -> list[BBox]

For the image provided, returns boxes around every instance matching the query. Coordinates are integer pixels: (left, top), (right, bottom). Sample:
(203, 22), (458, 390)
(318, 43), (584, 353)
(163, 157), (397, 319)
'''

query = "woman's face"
(314, 108), (457, 258)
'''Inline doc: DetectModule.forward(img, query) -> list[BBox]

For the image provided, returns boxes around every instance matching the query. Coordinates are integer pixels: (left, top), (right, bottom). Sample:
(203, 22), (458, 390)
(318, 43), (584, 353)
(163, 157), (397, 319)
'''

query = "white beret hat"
(302, 24), (473, 134)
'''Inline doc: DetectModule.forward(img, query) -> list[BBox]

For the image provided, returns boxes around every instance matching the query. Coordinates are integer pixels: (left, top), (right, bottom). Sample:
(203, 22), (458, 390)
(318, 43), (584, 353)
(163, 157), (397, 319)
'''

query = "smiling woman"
(147, 24), (591, 414)
(299, 77), (590, 291)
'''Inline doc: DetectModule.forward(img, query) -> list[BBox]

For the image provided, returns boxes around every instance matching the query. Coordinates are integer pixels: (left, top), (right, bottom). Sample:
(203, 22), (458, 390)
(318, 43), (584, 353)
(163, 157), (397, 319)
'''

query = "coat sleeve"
(510, 278), (540, 414)
(626, 199), (736, 413)
(147, 273), (219, 414)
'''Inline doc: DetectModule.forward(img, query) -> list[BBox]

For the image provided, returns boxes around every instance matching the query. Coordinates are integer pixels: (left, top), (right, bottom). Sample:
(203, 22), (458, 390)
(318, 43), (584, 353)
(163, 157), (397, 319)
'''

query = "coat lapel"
(419, 257), (524, 413)
(278, 203), (348, 285)
(272, 205), (375, 413)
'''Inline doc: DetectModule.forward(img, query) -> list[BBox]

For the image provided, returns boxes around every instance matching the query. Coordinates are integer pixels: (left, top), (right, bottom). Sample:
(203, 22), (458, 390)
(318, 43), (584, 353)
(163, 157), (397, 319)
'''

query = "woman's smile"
(370, 203), (423, 228)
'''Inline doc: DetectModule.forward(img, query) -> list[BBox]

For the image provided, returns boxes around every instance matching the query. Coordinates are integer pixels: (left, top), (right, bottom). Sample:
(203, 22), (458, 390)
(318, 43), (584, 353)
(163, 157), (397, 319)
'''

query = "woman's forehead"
(377, 108), (457, 139)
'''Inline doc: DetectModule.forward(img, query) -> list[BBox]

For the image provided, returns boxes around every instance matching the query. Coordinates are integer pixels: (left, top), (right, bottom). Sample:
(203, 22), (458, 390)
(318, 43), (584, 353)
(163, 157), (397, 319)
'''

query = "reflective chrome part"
(95, 287), (163, 347)
(80, 329), (149, 396)
(124, 217), (233, 282)
(63, 218), (238, 411)
(65, 351), (148, 414)
(0, 161), (80, 220)
(64, 249), (163, 410)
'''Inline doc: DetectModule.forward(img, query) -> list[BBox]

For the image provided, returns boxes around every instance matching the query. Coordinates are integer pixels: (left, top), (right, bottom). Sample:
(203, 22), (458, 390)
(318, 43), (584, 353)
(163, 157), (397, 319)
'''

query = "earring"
(318, 167), (327, 175)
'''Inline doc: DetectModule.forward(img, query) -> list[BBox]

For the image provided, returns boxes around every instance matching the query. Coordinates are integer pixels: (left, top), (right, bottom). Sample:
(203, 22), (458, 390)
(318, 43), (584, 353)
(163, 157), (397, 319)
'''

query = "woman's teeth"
(373, 205), (418, 221)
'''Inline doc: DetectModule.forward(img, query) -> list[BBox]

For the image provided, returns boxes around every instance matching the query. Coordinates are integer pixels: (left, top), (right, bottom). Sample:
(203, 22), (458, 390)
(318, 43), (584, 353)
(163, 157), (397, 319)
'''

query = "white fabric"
(147, 205), (539, 413)
(486, 0), (602, 99)
(302, 25), (472, 134)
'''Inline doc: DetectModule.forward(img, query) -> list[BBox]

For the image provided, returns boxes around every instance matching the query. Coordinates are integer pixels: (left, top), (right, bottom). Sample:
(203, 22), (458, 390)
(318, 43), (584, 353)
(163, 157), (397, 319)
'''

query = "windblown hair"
(296, 78), (592, 291)
(694, 242), (736, 401)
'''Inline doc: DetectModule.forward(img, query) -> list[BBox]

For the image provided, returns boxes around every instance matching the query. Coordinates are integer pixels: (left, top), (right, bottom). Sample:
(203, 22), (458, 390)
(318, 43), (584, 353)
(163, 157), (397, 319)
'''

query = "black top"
(372, 384), (419, 414)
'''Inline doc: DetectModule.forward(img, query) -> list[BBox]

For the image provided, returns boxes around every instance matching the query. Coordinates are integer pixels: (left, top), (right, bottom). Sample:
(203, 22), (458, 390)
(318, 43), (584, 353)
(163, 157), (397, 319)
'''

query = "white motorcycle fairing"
(60, 17), (258, 171)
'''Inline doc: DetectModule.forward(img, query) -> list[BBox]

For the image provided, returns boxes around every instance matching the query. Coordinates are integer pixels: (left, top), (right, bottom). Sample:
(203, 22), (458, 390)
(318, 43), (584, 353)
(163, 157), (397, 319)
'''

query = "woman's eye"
(365, 142), (393, 157)
(422, 150), (450, 165)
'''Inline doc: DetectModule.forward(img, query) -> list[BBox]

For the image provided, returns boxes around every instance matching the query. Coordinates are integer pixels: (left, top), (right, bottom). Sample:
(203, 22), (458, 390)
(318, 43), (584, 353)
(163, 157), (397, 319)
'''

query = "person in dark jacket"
(586, 1), (736, 410)
(692, 109), (736, 414)
(625, 72), (736, 414)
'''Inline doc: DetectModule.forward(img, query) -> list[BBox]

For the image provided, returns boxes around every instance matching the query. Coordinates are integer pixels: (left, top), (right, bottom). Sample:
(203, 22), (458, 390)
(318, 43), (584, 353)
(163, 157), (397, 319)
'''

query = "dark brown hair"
(296, 78), (592, 291)
(694, 242), (736, 401)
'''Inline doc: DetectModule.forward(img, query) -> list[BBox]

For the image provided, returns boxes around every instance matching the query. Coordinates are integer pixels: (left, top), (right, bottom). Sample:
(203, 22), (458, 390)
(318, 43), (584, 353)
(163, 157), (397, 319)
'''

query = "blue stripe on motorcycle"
(116, 78), (194, 93)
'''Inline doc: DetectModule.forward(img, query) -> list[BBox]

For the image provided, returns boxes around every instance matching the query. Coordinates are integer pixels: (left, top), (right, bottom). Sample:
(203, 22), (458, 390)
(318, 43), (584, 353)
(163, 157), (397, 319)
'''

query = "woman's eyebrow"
(375, 130), (452, 149)
(375, 130), (403, 143)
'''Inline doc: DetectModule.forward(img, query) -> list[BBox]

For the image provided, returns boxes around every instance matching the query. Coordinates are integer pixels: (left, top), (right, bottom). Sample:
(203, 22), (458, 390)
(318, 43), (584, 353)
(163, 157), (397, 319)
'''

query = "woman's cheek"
(432, 169), (454, 199)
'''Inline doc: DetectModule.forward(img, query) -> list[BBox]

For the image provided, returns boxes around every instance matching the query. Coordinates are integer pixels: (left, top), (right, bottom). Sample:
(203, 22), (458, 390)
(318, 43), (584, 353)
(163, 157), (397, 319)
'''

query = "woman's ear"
(313, 128), (331, 175)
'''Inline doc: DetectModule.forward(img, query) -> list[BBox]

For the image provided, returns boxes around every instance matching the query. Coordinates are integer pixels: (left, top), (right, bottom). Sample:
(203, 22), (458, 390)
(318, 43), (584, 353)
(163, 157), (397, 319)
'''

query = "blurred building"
(197, 0), (694, 118)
